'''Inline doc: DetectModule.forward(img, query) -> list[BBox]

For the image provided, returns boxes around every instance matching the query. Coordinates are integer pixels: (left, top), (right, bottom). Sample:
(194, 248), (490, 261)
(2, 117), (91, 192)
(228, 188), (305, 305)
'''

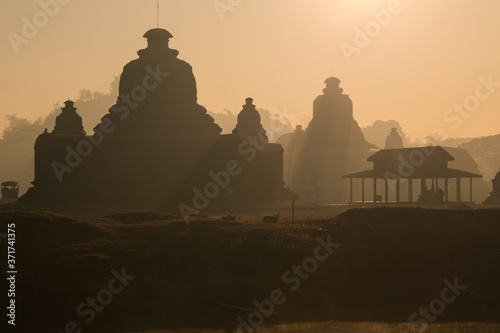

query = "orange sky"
(1, 0), (499, 140)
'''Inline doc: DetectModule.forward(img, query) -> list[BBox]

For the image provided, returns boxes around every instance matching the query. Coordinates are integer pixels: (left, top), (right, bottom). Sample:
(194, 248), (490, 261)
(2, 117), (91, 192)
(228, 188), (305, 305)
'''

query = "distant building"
(343, 146), (482, 204)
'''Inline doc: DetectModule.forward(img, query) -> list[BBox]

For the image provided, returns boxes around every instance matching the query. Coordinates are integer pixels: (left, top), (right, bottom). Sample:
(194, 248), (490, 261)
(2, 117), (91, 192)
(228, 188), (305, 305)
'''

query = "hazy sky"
(1, 0), (499, 140)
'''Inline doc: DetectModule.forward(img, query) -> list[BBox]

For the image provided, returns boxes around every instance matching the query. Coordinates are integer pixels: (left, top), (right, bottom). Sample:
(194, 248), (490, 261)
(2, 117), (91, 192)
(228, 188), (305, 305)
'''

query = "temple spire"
(233, 98), (268, 143)
(52, 100), (85, 136)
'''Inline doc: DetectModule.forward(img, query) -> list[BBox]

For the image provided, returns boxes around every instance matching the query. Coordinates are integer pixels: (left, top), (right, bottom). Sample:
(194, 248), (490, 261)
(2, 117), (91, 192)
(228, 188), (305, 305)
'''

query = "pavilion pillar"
(445, 178), (449, 202)
(362, 178), (365, 203)
(373, 178), (377, 203)
(396, 179), (401, 203)
(470, 177), (473, 203)
(385, 179), (389, 203)
(350, 178), (353, 203)
(460, 178), (462, 202)
(409, 178), (413, 203)
(456, 178), (461, 202)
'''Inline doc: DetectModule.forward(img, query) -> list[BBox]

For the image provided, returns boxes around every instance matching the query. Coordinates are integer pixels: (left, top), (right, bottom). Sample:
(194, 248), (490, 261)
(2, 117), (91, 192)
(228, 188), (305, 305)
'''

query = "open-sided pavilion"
(343, 146), (482, 204)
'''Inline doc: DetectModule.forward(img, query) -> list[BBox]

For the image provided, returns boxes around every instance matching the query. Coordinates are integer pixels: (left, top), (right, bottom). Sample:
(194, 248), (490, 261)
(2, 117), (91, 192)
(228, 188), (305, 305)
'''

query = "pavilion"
(343, 146), (482, 204)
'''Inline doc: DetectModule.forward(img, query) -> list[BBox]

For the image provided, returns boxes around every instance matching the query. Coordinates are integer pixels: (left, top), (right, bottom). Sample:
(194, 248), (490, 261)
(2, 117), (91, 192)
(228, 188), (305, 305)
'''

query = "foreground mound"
(1, 208), (499, 332)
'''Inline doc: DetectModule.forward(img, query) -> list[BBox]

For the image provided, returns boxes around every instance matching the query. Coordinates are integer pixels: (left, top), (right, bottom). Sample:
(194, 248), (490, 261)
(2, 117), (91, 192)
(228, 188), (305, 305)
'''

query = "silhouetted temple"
(279, 77), (376, 203)
(25, 28), (291, 210)
(483, 168), (500, 205)
(343, 146), (482, 205)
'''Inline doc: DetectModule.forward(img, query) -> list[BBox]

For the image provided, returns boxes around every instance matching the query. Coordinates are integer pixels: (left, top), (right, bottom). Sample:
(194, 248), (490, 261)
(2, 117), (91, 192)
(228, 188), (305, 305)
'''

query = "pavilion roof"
(367, 146), (454, 162)
(342, 168), (482, 179)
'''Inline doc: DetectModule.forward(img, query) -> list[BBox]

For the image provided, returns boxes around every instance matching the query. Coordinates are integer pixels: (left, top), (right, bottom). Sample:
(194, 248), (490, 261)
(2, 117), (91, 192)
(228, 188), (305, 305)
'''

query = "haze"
(1, 0), (499, 140)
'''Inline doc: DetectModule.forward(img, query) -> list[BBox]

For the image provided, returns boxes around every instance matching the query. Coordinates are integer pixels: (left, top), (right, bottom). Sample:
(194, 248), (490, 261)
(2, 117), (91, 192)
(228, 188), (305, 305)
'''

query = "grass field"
(1, 206), (499, 332)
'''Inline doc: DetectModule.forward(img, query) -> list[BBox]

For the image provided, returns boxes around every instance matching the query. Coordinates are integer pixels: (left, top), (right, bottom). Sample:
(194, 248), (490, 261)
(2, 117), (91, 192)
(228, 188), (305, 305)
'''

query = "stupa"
(280, 77), (376, 203)
(384, 128), (404, 149)
(232, 98), (268, 142)
(53, 100), (85, 136)
(95, 28), (221, 137)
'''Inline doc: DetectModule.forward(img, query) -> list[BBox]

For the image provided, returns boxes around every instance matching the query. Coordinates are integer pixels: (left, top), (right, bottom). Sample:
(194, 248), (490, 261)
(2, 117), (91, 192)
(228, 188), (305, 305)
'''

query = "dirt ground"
(1, 206), (499, 332)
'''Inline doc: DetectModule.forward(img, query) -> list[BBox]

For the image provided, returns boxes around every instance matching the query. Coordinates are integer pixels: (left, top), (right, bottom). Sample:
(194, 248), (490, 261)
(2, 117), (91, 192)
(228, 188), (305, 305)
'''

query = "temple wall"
(32, 134), (288, 210)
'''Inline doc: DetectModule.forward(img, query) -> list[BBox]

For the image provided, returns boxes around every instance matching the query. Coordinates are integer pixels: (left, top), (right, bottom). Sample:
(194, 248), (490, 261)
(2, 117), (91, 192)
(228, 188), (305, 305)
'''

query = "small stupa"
(232, 98), (268, 142)
(53, 100), (85, 136)
(384, 128), (404, 149)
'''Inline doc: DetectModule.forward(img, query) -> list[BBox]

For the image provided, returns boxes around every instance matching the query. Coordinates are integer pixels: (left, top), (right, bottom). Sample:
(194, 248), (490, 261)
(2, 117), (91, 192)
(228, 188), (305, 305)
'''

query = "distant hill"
(441, 137), (475, 147)
(461, 134), (500, 181)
